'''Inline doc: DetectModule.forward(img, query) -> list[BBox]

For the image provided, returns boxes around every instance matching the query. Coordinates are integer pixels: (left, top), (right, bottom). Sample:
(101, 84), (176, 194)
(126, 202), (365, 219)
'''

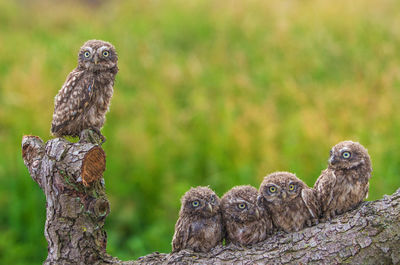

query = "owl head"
(258, 172), (307, 205)
(180, 186), (220, 218)
(77, 39), (118, 71)
(221, 185), (263, 223)
(328, 141), (372, 171)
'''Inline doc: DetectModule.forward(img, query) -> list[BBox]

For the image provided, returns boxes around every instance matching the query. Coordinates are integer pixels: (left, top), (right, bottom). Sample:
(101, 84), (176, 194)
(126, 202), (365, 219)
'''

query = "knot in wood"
(89, 198), (110, 220)
(22, 135), (44, 165)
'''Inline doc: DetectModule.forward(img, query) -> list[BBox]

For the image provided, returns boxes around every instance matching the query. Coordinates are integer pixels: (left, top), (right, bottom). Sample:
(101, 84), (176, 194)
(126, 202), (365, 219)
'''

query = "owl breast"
(88, 80), (114, 128)
(329, 169), (368, 214)
(270, 199), (311, 232)
(51, 69), (116, 137)
(188, 215), (223, 252)
(226, 219), (269, 245)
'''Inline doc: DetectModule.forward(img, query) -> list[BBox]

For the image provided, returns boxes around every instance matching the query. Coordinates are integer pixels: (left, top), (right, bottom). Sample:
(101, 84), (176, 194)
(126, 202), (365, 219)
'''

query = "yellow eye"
(192, 200), (200, 207)
(342, 151), (351, 159)
(238, 203), (246, 209)
(102, 50), (109, 57)
(269, 186), (276, 193)
(84, 51), (90, 58)
(289, 184), (295, 191)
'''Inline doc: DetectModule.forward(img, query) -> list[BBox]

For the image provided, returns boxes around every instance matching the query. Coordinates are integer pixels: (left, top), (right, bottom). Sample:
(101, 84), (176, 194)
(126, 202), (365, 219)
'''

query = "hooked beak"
(281, 191), (287, 200)
(255, 208), (260, 219)
(94, 56), (99, 65)
(208, 203), (213, 213)
(257, 195), (263, 206)
(329, 155), (337, 165)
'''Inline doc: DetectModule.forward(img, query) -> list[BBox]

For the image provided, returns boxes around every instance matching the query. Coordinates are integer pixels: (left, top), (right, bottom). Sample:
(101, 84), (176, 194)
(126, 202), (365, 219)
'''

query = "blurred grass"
(1, 0), (400, 263)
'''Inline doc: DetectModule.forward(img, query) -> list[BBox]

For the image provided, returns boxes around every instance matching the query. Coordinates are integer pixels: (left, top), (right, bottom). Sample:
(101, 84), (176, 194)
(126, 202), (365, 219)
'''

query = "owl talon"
(79, 129), (105, 145)
(92, 128), (106, 144)
(240, 244), (250, 251)
(330, 211), (336, 220)
(323, 211), (336, 222)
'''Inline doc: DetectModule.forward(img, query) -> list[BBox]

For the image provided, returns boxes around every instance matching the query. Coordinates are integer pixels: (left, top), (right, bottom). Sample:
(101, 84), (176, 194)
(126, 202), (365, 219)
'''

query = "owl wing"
(171, 217), (191, 252)
(363, 171), (371, 199)
(313, 169), (336, 213)
(301, 188), (320, 220)
(364, 182), (369, 200)
(51, 69), (93, 136)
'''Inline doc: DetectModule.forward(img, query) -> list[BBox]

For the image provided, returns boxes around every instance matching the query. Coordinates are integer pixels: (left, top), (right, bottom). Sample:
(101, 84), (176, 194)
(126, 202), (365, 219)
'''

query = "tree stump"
(22, 135), (400, 265)
(22, 135), (116, 265)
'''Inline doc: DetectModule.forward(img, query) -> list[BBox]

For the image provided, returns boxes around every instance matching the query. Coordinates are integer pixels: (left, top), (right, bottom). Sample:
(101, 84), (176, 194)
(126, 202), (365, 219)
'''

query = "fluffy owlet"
(258, 172), (320, 233)
(172, 186), (223, 253)
(51, 39), (118, 140)
(314, 140), (372, 221)
(221, 185), (273, 246)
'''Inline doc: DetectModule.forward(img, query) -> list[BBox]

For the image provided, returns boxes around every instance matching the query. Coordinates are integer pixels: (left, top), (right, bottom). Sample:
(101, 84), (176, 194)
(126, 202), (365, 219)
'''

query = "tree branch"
(22, 135), (400, 265)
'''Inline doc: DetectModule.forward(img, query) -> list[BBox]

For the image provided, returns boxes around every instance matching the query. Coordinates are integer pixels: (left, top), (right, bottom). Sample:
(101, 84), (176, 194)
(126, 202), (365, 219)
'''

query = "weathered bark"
(22, 135), (400, 265)
(22, 134), (117, 265)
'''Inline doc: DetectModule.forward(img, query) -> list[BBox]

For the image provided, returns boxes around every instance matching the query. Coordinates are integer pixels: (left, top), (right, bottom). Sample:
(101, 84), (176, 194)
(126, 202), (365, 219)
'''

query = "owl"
(172, 186), (223, 253)
(51, 39), (118, 141)
(258, 172), (320, 233)
(220, 185), (273, 246)
(314, 140), (372, 221)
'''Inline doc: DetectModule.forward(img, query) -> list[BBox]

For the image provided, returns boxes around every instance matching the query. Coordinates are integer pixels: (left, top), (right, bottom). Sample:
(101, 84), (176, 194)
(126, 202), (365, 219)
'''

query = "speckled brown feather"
(51, 40), (118, 137)
(221, 185), (273, 246)
(259, 172), (319, 233)
(172, 186), (223, 253)
(314, 141), (372, 221)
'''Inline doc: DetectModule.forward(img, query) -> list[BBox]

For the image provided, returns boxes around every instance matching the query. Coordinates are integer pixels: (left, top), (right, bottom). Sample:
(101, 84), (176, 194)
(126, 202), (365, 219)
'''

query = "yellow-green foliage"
(1, 0), (400, 263)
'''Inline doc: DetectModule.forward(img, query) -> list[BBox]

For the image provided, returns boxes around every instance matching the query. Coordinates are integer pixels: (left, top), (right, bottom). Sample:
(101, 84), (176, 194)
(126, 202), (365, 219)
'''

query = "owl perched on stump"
(314, 140), (372, 221)
(172, 186), (223, 253)
(258, 172), (320, 233)
(51, 40), (118, 142)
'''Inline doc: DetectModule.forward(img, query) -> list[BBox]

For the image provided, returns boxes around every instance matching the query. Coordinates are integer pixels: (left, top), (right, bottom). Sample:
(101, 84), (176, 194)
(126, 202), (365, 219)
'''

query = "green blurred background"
(1, 0), (400, 263)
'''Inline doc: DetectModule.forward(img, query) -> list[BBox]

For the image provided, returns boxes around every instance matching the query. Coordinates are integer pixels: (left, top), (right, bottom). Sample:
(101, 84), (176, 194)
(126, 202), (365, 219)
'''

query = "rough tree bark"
(22, 135), (400, 265)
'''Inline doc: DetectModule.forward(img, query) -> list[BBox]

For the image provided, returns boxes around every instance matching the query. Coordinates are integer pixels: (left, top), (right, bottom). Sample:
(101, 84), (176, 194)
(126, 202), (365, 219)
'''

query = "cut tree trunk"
(22, 135), (400, 265)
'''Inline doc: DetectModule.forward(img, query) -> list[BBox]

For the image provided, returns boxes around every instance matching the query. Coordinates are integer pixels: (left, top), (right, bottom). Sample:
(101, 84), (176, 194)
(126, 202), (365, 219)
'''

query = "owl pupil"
(343, 151), (351, 158)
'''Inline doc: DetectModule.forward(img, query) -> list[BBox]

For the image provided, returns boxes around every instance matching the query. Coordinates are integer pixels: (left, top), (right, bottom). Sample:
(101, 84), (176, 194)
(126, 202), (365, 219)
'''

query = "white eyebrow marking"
(82, 46), (94, 53)
(339, 147), (350, 153)
(98, 46), (109, 53)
